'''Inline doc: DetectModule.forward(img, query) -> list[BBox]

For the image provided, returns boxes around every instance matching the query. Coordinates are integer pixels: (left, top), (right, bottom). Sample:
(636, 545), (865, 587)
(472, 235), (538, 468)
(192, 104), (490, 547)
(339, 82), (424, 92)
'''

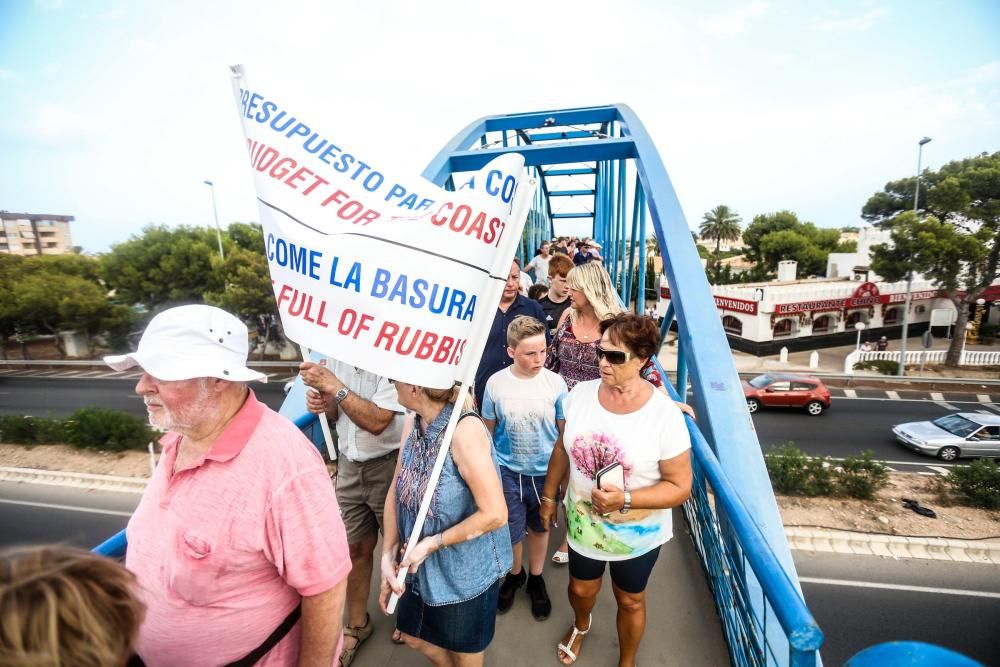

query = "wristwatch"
(619, 491), (632, 514)
(334, 387), (350, 405)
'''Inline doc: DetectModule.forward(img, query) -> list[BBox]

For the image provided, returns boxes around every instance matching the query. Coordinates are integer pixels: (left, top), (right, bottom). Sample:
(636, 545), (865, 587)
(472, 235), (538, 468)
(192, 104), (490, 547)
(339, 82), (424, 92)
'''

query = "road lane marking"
(799, 577), (1000, 599)
(934, 401), (958, 410)
(886, 390), (900, 400)
(978, 394), (991, 403)
(926, 466), (951, 475)
(931, 392), (945, 401)
(843, 389), (857, 398)
(0, 498), (132, 517)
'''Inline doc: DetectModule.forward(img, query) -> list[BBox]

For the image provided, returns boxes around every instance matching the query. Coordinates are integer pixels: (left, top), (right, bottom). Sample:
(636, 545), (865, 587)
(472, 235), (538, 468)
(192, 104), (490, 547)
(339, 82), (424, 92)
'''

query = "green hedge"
(0, 416), (67, 444)
(0, 410), (154, 452)
(946, 459), (1000, 509)
(765, 445), (889, 500)
(853, 359), (900, 375)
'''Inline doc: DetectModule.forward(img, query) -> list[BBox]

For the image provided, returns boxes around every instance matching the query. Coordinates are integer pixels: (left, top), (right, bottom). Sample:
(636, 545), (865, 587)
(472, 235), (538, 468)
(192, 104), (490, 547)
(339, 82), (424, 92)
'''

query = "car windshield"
(748, 374), (773, 389)
(931, 415), (981, 438)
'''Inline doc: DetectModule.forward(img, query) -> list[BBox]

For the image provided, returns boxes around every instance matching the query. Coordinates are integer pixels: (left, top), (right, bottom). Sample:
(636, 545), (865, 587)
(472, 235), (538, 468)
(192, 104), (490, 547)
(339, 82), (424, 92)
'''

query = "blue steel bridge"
(97, 105), (982, 667)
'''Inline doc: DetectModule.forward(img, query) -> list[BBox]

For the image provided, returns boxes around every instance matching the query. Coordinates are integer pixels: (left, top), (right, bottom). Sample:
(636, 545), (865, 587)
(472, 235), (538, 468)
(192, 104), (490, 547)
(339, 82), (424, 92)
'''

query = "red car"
(742, 373), (831, 416)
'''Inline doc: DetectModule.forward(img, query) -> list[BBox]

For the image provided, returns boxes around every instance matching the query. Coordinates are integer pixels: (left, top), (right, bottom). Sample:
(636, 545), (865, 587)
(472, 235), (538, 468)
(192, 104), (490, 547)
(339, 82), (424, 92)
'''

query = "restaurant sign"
(661, 287), (758, 315)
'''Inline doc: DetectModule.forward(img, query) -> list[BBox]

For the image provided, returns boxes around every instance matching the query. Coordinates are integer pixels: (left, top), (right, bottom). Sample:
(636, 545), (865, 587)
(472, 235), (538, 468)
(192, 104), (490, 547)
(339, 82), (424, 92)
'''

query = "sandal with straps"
(339, 613), (373, 667)
(556, 614), (591, 665)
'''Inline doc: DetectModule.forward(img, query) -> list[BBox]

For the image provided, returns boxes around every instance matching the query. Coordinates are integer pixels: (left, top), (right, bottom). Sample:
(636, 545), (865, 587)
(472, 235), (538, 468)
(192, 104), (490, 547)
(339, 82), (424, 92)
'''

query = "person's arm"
(483, 418), (497, 437)
(399, 418), (507, 570)
(538, 420), (568, 529)
(378, 415), (411, 610)
(297, 579), (347, 667)
(299, 362), (395, 435)
(591, 450), (692, 515)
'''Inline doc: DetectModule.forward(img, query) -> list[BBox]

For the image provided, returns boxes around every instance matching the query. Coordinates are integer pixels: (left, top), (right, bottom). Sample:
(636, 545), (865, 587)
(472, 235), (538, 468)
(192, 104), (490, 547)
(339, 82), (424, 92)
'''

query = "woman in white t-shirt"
(540, 313), (692, 666)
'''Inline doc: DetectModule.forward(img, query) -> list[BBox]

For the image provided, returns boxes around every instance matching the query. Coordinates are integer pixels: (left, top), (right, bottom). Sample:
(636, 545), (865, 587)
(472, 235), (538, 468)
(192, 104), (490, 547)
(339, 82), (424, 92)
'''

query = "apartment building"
(0, 211), (75, 255)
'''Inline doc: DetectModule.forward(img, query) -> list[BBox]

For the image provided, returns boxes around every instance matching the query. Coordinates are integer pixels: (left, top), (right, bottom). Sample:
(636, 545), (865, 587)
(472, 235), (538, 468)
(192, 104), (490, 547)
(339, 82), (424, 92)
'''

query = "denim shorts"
(396, 579), (500, 653)
(500, 466), (547, 544)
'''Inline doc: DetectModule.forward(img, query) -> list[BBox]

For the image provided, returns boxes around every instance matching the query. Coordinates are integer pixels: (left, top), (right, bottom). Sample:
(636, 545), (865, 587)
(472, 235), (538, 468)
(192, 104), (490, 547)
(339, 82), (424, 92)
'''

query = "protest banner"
(229, 65), (535, 613)
(229, 65), (533, 390)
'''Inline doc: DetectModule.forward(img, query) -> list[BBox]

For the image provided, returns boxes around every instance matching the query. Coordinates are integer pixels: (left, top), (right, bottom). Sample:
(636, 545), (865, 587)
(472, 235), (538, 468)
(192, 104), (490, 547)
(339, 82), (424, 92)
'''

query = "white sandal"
(551, 550), (569, 565)
(557, 614), (591, 664)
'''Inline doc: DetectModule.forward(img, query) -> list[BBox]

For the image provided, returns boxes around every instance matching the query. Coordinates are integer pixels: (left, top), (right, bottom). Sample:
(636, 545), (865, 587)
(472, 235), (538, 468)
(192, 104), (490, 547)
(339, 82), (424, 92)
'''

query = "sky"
(1, 0), (998, 254)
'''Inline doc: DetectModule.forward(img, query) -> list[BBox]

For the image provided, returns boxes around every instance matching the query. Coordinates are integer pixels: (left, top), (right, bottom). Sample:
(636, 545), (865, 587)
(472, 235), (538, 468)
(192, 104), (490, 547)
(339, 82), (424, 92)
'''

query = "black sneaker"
(497, 570), (526, 614)
(526, 574), (551, 621)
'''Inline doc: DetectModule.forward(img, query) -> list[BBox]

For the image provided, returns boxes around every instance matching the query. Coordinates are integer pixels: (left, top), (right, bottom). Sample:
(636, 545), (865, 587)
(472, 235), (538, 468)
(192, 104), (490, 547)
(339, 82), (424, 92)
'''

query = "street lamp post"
(854, 321), (866, 351)
(896, 136), (932, 377)
(203, 180), (225, 260)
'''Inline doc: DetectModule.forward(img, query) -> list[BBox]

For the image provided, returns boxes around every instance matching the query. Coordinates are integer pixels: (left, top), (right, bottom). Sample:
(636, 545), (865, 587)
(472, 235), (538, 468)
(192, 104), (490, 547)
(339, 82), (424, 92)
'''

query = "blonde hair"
(566, 262), (623, 322)
(506, 315), (546, 348)
(422, 383), (475, 413)
(0, 546), (144, 667)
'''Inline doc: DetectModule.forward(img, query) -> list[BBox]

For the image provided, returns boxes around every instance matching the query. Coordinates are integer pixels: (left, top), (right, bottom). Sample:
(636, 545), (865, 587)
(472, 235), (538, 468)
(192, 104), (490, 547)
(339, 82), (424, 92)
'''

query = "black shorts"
(568, 545), (661, 594)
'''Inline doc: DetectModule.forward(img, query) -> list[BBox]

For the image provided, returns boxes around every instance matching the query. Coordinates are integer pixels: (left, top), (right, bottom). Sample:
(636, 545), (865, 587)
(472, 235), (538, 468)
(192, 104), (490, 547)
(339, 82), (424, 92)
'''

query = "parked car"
(742, 373), (831, 416)
(892, 412), (1000, 461)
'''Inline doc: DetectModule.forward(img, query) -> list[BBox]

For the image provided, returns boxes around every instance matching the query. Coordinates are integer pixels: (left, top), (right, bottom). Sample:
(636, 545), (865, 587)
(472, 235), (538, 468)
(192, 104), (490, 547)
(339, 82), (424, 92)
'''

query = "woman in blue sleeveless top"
(379, 381), (512, 664)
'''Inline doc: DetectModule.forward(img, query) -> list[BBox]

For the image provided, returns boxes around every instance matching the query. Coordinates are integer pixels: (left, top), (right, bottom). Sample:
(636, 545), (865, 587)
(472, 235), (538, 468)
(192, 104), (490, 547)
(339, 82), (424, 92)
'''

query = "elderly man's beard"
(146, 380), (219, 434)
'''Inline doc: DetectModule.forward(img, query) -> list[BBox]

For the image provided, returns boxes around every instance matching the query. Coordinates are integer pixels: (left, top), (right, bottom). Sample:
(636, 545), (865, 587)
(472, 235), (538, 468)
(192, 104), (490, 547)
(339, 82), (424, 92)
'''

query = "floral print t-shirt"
(561, 379), (691, 561)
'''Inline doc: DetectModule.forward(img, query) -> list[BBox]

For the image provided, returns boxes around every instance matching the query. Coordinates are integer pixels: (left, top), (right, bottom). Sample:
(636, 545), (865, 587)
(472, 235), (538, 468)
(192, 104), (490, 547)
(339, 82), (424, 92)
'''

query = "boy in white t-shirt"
(482, 315), (567, 621)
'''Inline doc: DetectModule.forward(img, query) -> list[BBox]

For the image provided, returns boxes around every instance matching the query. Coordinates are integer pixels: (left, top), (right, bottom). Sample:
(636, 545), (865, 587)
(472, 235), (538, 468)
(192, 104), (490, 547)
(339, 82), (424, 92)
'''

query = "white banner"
(230, 66), (533, 388)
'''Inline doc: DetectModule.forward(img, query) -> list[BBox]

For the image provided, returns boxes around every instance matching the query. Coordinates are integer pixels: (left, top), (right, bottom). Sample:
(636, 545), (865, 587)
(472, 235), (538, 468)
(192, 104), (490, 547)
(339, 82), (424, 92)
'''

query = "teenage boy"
(539, 254), (574, 335)
(482, 316), (567, 621)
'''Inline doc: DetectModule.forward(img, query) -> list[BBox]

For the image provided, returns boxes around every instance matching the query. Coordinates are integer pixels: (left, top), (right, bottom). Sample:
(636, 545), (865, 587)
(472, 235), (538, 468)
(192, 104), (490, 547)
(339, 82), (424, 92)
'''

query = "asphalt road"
(794, 551), (1000, 665)
(750, 397), (1000, 470)
(0, 376), (290, 418)
(0, 482), (137, 550)
(4, 375), (998, 471)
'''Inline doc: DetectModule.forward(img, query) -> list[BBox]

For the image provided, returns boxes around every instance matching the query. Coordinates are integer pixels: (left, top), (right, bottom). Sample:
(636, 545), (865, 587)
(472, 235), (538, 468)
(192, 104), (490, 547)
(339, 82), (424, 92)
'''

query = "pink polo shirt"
(126, 391), (351, 666)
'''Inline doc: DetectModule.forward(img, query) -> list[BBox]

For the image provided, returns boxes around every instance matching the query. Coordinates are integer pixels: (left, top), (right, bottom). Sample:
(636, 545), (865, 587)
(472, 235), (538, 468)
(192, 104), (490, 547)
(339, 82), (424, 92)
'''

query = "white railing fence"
(844, 349), (1000, 374)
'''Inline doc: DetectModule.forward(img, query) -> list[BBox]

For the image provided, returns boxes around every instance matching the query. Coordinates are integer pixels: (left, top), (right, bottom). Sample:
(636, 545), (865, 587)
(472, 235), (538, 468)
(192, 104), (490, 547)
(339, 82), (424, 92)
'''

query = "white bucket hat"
(104, 305), (267, 383)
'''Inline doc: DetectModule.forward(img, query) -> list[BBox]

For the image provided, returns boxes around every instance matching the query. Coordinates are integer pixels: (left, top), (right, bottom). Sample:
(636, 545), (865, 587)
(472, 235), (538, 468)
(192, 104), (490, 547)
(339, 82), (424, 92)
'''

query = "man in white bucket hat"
(106, 305), (351, 666)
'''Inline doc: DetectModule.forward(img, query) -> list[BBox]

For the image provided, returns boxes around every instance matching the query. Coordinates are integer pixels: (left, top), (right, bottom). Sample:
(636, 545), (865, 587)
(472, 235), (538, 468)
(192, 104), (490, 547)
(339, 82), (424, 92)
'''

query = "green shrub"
(0, 415), (41, 444)
(765, 444), (811, 495)
(836, 450), (889, 500)
(853, 360), (900, 375)
(765, 444), (835, 496)
(63, 408), (155, 453)
(946, 460), (1000, 509)
(0, 415), (66, 444)
(803, 456), (836, 496)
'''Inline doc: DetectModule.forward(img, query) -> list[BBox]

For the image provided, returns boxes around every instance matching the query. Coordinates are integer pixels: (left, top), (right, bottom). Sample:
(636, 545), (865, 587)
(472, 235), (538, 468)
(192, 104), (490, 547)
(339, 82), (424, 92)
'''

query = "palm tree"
(699, 205), (742, 258)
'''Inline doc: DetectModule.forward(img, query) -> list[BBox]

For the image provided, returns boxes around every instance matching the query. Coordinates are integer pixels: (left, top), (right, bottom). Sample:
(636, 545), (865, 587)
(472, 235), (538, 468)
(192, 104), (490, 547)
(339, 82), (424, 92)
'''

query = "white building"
(826, 227), (891, 280)
(659, 261), (956, 355)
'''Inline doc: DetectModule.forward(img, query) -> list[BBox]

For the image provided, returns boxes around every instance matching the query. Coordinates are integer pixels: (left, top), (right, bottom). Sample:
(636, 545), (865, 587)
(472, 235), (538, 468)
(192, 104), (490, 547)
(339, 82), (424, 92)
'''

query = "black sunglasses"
(596, 346), (634, 365)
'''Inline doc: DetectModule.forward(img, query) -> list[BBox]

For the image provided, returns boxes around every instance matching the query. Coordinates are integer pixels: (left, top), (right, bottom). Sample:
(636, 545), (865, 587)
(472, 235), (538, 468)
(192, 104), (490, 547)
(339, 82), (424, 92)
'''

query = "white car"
(892, 412), (1000, 461)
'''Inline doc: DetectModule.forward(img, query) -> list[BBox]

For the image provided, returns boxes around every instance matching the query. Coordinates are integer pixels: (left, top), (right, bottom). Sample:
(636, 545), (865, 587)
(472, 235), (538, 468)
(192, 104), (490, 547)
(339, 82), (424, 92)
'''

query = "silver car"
(893, 412), (1000, 461)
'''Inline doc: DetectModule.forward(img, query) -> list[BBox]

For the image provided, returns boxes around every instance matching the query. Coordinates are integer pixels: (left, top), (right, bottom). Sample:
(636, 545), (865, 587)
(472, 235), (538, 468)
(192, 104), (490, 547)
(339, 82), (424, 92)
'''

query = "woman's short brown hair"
(0, 546), (144, 667)
(599, 313), (661, 360)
